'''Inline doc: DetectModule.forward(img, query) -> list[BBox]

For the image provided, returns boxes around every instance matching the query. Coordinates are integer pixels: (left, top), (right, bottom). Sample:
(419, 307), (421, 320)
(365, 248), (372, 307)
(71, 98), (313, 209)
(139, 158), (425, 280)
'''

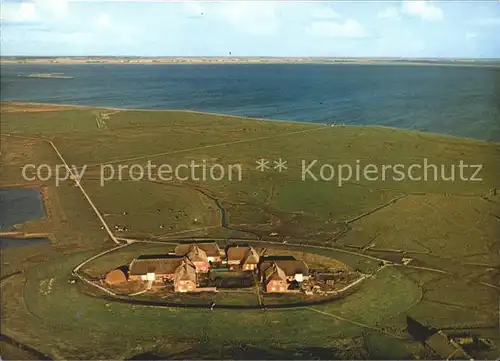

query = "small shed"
(105, 268), (127, 285)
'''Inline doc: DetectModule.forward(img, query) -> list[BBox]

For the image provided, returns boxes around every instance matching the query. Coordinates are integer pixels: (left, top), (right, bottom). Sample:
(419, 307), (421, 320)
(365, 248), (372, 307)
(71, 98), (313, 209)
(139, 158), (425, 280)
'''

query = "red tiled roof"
(264, 263), (287, 283)
(186, 245), (209, 263)
(174, 260), (197, 283)
(105, 269), (127, 284)
(175, 242), (221, 257)
(129, 254), (185, 276)
(260, 259), (309, 277)
(227, 246), (259, 264)
(243, 247), (260, 265)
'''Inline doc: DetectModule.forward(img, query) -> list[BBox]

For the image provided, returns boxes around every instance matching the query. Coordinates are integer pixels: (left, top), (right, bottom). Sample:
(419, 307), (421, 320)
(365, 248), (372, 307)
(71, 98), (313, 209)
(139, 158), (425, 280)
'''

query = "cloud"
(40, 0), (69, 17)
(95, 13), (111, 27)
(183, 1), (205, 18)
(215, 1), (281, 36)
(377, 7), (401, 21)
(308, 19), (368, 38)
(20, 2), (37, 20)
(465, 32), (478, 41)
(469, 17), (500, 26)
(310, 6), (340, 20)
(401, 0), (443, 21)
(1, 2), (38, 22)
(1, 0), (70, 23)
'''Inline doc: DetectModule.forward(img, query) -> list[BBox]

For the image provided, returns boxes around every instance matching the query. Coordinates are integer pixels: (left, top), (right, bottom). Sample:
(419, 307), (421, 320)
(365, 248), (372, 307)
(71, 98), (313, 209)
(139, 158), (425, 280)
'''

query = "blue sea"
(1, 63), (499, 141)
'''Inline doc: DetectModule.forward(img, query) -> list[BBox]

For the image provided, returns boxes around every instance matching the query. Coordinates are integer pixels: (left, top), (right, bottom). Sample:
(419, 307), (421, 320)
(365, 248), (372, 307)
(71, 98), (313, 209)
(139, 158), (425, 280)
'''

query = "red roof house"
(263, 263), (288, 293)
(128, 254), (185, 283)
(260, 257), (309, 283)
(173, 260), (197, 292)
(175, 242), (223, 263)
(185, 245), (210, 273)
(226, 245), (260, 271)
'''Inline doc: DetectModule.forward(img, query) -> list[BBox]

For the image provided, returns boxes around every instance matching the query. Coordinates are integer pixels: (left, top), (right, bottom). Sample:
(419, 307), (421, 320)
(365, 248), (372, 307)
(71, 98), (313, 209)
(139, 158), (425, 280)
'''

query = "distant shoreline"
(20, 73), (74, 79)
(1, 57), (500, 68)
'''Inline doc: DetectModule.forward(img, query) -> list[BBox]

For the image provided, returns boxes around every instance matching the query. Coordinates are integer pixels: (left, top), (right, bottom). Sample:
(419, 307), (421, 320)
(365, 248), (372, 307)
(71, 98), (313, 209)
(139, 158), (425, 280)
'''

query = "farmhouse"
(425, 331), (471, 360)
(260, 256), (310, 283)
(226, 245), (260, 271)
(175, 242), (223, 263)
(185, 245), (210, 273)
(120, 243), (313, 295)
(263, 263), (289, 293)
(128, 254), (185, 283)
(406, 317), (471, 360)
(173, 260), (197, 292)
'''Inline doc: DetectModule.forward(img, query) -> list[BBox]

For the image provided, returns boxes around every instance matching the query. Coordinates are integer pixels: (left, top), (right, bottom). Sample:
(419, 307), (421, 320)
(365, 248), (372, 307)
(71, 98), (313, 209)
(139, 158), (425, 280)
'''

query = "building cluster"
(106, 242), (310, 294)
(406, 317), (474, 360)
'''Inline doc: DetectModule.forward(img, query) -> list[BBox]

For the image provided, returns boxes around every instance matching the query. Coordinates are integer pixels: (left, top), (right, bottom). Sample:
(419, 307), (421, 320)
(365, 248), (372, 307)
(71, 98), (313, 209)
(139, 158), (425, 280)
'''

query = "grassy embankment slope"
(1, 102), (499, 359)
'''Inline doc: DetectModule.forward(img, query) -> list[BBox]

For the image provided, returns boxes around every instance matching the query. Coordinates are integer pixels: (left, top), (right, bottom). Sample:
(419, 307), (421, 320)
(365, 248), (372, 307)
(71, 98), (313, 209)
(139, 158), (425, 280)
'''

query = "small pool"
(0, 187), (45, 230)
(0, 237), (50, 249)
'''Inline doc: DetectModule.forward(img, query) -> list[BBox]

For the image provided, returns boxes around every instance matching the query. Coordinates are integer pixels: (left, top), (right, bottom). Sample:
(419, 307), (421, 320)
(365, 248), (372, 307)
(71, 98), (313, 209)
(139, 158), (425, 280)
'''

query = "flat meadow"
(1, 103), (498, 359)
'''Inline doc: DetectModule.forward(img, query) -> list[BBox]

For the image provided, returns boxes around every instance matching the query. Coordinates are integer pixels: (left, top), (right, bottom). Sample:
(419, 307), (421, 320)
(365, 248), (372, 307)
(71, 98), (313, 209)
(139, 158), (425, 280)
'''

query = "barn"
(174, 260), (197, 292)
(175, 242), (223, 263)
(128, 254), (185, 283)
(185, 245), (210, 273)
(260, 257), (310, 283)
(226, 245), (260, 271)
(105, 268), (127, 285)
(263, 263), (288, 293)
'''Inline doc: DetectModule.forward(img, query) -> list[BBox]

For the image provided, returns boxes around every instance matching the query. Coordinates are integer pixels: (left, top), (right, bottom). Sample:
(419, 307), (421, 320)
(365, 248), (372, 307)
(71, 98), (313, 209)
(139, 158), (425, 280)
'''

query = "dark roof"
(174, 260), (197, 283)
(425, 331), (470, 360)
(175, 242), (221, 257)
(186, 245), (209, 263)
(260, 259), (309, 277)
(227, 246), (259, 263)
(129, 255), (184, 275)
(227, 246), (248, 261)
(243, 248), (260, 265)
(264, 263), (287, 282)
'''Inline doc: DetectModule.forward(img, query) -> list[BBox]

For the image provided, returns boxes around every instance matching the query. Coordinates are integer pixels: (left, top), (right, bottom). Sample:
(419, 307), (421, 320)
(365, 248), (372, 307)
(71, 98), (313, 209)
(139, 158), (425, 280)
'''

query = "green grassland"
(2, 254), (421, 360)
(337, 194), (500, 265)
(1, 103), (499, 359)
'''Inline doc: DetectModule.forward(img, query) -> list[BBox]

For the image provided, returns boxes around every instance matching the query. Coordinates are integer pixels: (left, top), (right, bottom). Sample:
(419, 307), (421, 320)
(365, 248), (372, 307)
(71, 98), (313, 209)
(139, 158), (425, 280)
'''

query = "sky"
(1, 0), (499, 58)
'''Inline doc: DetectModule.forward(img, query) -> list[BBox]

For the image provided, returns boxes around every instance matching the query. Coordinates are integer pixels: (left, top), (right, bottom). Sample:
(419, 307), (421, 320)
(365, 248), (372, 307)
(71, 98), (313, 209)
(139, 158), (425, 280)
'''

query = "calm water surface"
(0, 237), (50, 249)
(0, 187), (45, 229)
(1, 63), (499, 141)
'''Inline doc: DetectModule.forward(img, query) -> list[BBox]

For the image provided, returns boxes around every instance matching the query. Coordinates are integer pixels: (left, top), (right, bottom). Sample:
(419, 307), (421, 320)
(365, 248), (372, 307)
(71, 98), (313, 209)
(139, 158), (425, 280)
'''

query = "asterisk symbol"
(256, 158), (270, 172)
(274, 158), (288, 172)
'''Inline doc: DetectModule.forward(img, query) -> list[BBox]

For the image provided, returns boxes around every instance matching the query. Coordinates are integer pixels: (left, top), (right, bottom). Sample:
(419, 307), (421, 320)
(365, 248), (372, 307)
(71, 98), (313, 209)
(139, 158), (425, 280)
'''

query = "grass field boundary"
(0, 334), (53, 360)
(304, 307), (406, 340)
(81, 125), (328, 169)
(89, 276), (366, 310)
(72, 243), (133, 296)
(345, 194), (408, 224)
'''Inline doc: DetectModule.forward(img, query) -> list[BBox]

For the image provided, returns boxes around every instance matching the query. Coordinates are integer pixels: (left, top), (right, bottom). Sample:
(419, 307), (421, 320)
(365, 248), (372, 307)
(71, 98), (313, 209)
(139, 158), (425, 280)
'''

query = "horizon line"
(2, 56), (500, 60)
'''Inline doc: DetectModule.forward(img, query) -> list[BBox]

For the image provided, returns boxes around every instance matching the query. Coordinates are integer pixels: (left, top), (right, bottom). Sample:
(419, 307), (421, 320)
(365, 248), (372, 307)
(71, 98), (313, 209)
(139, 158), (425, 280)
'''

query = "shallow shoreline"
(1, 58), (500, 68)
(2, 101), (498, 145)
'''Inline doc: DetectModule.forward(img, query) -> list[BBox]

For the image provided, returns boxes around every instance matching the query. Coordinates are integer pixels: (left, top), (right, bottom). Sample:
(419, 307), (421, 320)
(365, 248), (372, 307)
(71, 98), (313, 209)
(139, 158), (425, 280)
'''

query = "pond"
(0, 187), (45, 230)
(0, 237), (50, 249)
